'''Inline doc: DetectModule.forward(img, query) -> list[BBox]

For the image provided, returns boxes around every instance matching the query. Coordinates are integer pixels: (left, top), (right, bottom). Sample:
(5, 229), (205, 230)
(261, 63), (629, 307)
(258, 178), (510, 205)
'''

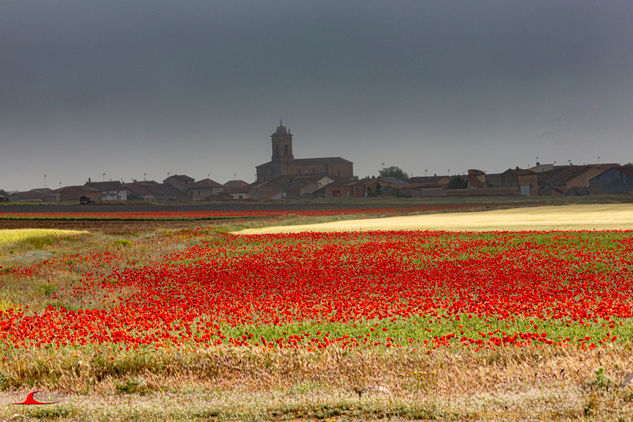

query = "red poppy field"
(1, 226), (633, 419)
(2, 229), (632, 352)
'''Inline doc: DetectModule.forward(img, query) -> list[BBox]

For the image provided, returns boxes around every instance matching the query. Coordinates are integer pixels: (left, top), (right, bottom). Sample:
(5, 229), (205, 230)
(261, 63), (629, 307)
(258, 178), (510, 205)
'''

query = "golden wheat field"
(238, 203), (633, 234)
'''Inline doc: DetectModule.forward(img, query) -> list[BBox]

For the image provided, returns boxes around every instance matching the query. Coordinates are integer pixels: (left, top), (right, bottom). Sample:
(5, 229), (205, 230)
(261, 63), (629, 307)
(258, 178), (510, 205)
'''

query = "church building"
(256, 121), (353, 182)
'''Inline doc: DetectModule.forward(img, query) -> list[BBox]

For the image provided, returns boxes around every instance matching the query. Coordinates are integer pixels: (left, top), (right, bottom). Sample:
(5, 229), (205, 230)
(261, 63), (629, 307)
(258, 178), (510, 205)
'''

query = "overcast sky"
(1, 0), (632, 191)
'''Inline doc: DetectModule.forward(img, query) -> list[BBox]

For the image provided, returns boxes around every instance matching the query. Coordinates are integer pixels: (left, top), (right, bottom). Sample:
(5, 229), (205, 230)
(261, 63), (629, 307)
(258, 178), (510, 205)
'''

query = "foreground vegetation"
(2, 346), (633, 420)
(0, 229), (86, 247)
(1, 214), (633, 420)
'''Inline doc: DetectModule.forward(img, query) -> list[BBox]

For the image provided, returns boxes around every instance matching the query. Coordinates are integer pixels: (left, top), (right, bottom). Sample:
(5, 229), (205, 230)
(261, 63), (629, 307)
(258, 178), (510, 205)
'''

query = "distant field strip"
(237, 204), (633, 233)
(0, 229), (86, 245)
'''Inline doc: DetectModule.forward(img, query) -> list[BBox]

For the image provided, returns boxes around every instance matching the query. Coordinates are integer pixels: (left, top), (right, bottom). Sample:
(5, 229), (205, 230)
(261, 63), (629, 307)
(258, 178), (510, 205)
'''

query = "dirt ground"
(0, 219), (226, 235)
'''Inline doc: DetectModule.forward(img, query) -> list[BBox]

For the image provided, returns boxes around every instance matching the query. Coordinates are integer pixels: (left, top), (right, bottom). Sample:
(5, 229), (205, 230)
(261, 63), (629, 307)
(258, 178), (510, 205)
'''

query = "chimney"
(88, 177), (91, 183)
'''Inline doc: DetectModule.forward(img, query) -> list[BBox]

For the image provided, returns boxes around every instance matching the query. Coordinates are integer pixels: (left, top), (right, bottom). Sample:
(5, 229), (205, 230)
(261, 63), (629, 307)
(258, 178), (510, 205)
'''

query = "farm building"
(538, 164), (620, 196)
(589, 166), (633, 194)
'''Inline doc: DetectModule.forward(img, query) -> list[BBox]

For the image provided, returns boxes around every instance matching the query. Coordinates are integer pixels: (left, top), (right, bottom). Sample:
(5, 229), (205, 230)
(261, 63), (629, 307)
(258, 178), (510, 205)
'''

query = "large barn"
(256, 122), (353, 182)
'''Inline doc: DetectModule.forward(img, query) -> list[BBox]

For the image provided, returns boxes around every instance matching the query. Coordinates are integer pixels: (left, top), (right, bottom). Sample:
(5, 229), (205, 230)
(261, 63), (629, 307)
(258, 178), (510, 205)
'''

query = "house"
(124, 181), (160, 201)
(294, 175), (335, 198)
(0, 194), (9, 202)
(163, 175), (195, 192)
(394, 183), (441, 198)
(409, 175), (451, 189)
(463, 168), (537, 196)
(124, 180), (192, 202)
(56, 185), (102, 203)
(223, 180), (251, 199)
(149, 183), (186, 202)
(85, 181), (129, 201)
(256, 121), (353, 182)
(516, 169), (538, 196)
(483, 168), (537, 196)
(538, 164), (617, 196)
(186, 178), (223, 201)
(251, 174), (336, 200)
(467, 169), (486, 189)
(249, 185), (284, 200)
(339, 177), (408, 198)
(248, 176), (291, 200)
(563, 166), (614, 195)
(589, 166), (633, 194)
(529, 163), (555, 173)
(486, 169), (519, 189)
(9, 188), (57, 202)
(314, 179), (355, 198)
(538, 166), (586, 196)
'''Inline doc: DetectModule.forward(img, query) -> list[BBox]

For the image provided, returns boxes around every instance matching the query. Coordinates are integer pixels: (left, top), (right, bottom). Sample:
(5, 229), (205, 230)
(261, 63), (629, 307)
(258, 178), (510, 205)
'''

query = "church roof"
(294, 157), (352, 165)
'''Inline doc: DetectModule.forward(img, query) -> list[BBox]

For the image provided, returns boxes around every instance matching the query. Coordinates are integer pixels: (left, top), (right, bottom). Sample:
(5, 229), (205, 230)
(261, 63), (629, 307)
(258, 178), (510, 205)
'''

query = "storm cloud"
(1, 0), (632, 190)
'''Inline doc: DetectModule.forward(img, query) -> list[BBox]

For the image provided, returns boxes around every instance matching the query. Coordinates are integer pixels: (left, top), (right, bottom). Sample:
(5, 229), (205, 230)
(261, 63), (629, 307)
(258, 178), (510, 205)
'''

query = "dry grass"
(2, 345), (633, 420)
(238, 203), (633, 234)
(0, 229), (87, 246)
(0, 229), (207, 314)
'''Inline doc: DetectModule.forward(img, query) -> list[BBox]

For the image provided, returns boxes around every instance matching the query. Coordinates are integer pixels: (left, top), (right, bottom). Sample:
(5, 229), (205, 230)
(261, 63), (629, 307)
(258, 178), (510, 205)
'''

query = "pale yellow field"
(238, 203), (633, 234)
(0, 229), (86, 245)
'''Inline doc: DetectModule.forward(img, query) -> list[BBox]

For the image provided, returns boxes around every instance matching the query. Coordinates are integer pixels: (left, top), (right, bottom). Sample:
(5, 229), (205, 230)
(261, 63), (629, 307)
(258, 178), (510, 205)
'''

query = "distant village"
(2, 122), (633, 203)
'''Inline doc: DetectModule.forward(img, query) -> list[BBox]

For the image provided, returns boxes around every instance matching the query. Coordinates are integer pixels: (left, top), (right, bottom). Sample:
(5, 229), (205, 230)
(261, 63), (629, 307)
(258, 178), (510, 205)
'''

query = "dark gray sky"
(2, 0), (632, 191)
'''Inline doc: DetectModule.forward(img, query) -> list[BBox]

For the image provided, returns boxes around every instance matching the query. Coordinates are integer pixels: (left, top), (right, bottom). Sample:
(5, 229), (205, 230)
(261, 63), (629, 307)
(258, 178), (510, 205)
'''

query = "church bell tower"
(271, 119), (293, 163)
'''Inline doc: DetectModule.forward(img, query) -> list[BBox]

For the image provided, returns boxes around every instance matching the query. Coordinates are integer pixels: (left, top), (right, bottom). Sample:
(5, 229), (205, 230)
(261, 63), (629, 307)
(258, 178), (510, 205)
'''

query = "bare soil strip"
(0, 219), (231, 235)
(237, 203), (633, 234)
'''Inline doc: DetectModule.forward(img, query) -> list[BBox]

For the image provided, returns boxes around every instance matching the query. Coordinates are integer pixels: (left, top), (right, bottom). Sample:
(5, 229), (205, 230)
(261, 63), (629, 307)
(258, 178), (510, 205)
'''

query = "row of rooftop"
(1, 163), (632, 203)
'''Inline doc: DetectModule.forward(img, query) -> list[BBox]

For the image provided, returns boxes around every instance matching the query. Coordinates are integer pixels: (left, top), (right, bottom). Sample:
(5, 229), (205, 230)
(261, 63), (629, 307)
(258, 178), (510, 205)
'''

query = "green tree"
(379, 166), (409, 181)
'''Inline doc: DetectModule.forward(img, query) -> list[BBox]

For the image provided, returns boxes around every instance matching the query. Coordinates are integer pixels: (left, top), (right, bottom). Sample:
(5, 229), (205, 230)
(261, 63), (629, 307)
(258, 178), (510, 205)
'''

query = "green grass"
(209, 313), (631, 350)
